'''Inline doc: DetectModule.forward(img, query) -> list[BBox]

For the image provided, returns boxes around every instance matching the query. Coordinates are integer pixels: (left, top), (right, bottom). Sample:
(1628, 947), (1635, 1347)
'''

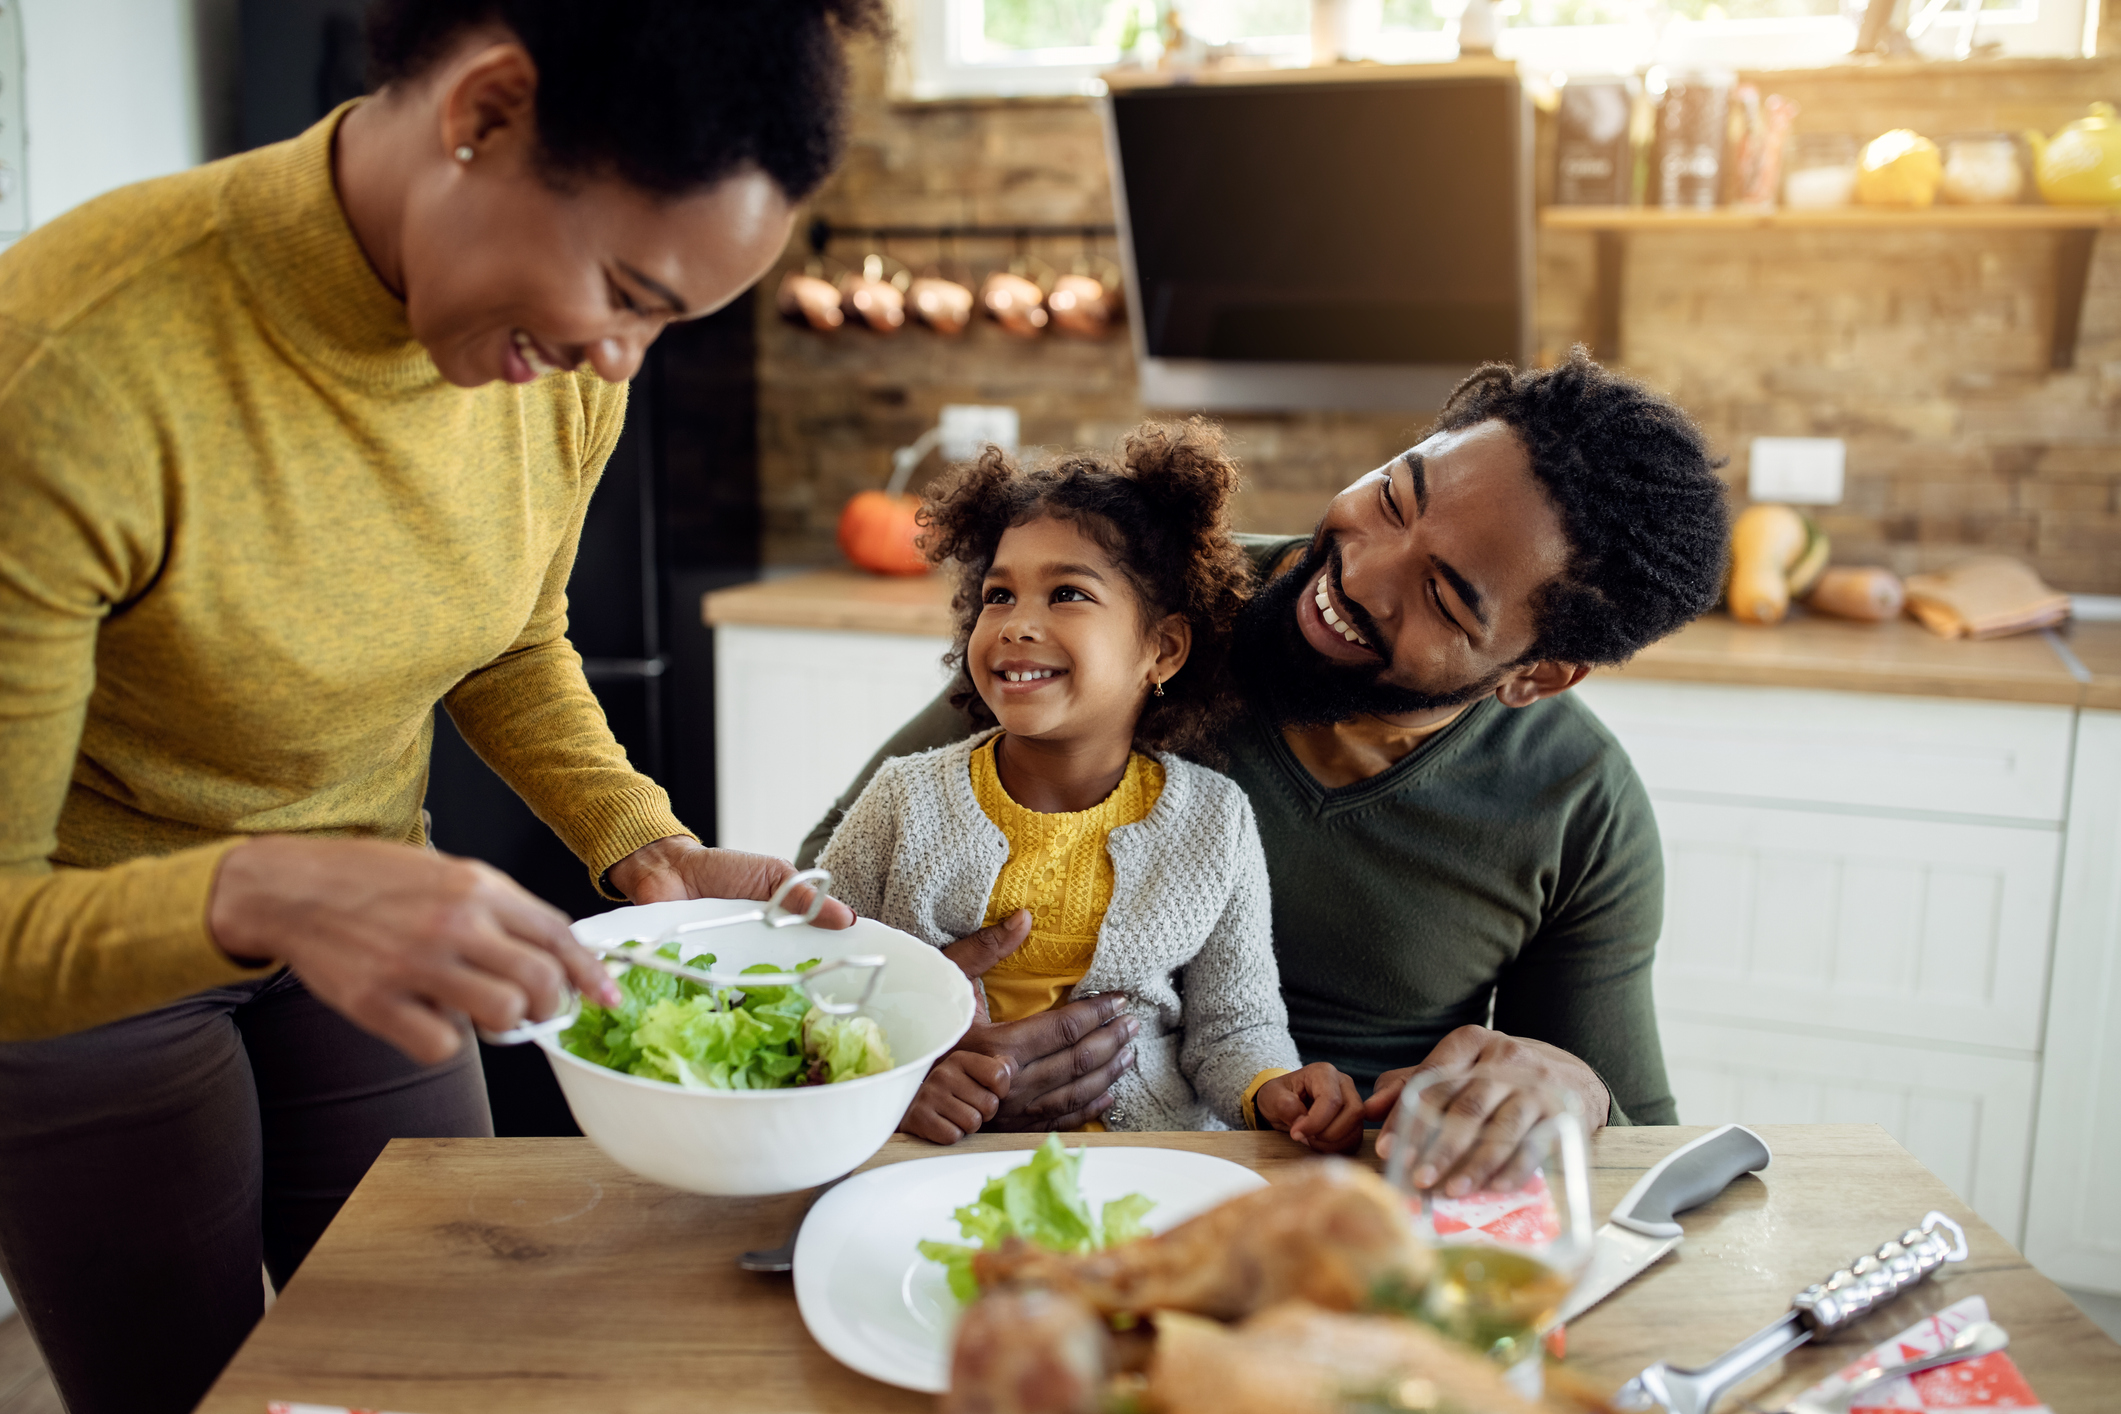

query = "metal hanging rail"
(807, 218), (1118, 253)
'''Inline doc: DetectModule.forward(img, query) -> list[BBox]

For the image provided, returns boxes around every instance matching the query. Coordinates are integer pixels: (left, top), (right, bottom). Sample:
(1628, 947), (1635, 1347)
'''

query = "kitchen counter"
(705, 568), (956, 637)
(703, 569), (2107, 707)
(2055, 620), (2121, 711)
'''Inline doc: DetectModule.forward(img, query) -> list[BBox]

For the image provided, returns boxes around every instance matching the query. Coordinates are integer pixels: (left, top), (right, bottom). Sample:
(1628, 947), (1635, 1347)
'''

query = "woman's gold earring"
(1153, 680), (1165, 698)
(454, 145), (475, 163)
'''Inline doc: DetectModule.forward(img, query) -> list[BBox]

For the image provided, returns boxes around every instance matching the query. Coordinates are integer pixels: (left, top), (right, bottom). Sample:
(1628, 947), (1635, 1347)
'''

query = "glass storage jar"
(1782, 133), (1860, 209)
(1940, 134), (2025, 205)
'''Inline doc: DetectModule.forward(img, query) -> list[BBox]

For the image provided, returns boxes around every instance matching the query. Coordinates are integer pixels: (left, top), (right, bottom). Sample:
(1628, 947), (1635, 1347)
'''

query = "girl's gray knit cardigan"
(815, 730), (1299, 1132)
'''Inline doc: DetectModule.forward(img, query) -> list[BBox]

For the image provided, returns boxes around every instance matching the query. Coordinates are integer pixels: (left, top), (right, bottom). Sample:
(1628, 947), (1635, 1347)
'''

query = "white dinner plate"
(793, 1145), (1268, 1393)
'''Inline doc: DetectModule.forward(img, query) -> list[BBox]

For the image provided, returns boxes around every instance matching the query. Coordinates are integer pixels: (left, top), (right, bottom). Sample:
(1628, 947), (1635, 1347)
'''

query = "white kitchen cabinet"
(2024, 709), (2121, 1294)
(1576, 679), (2075, 822)
(1661, 1017), (2037, 1240)
(1651, 800), (2060, 1052)
(1575, 676), (2079, 1249)
(714, 624), (951, 859)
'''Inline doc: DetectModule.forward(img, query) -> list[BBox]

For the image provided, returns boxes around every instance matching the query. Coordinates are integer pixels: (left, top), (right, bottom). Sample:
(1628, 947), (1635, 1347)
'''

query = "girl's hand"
(900, 1051), (1015, 1144)
(1254, 1062), (1365, 1153)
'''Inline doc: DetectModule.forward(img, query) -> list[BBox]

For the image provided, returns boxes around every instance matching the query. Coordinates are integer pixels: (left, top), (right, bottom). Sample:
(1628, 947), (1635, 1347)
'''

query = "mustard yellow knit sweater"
(0, 109), (689, 1039)
(969, 737), (1164, 1024)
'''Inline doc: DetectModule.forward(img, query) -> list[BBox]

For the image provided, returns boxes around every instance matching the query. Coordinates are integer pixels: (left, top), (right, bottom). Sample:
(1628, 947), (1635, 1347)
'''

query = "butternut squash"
(1726, 504), (1826, 625)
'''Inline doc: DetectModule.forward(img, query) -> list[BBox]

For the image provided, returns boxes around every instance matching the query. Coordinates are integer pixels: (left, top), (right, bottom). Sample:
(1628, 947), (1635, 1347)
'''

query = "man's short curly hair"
(918, 420), (1252, 761)
(365, 0), (889, 200)
(1434, 346), (1730, 667)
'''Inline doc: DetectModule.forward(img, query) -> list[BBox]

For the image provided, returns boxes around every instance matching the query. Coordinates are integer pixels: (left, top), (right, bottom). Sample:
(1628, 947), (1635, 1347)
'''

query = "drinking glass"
(1381, 1065), (1595, 1374)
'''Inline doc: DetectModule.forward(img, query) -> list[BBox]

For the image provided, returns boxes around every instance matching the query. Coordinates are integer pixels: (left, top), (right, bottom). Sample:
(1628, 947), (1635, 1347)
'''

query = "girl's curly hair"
(917, 419), (1252, 762)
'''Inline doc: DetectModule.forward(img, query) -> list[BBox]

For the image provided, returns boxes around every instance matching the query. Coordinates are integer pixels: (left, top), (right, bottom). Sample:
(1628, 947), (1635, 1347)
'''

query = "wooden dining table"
(196, 1124), (2121, 1414)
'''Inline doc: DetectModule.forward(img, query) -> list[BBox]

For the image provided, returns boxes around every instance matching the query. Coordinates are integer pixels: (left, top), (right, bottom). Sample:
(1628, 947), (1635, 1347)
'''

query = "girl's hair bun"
(917, 419), (1253, 761)
(1119, 420), (1239, 521)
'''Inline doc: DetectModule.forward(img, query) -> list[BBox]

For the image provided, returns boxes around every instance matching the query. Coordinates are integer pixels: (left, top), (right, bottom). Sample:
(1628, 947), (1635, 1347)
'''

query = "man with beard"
(796, 351), (1729, 1178)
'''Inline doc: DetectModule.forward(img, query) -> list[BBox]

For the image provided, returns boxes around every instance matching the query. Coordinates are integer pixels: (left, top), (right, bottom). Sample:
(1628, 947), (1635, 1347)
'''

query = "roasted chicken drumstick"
(970, 1161), (1434, 1322)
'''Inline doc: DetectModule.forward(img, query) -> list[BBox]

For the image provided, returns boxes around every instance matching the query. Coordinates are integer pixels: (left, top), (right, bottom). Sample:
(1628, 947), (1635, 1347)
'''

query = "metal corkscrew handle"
(1791, 1210), (1970, 1335)
(1614, 1211), (1974, 1414)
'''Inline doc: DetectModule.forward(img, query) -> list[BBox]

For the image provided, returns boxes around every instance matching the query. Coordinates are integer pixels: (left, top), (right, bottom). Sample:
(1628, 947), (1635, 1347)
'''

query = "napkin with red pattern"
(1429, 1171), (1564, 1245)
(1794, 1296), (2047, 1412)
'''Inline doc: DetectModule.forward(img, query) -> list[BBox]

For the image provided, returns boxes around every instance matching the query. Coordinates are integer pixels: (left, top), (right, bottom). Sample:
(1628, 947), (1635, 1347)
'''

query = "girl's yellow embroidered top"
(968, 736), (1164, 1024)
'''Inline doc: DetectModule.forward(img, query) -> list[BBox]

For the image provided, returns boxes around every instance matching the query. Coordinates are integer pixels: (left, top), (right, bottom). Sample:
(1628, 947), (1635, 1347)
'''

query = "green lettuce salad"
(918, 1134), (1156, 1303)
(558, 945), (892, 1090)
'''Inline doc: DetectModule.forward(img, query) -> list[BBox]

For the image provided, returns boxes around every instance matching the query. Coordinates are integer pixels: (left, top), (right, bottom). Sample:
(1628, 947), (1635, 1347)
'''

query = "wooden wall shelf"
(1544, 204), (2117, 370)
(1542, 205), (2121, 231)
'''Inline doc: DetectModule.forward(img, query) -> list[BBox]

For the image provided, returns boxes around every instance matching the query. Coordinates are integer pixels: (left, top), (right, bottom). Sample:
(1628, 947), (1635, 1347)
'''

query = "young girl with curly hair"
(817, 421), (1361, 1144)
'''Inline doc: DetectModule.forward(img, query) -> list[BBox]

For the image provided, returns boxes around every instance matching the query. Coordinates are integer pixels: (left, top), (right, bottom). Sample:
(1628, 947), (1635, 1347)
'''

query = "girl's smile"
(967, 512), (1190, 812)
(971, 514), (1153, 742)
(990, 659), (1068, 694)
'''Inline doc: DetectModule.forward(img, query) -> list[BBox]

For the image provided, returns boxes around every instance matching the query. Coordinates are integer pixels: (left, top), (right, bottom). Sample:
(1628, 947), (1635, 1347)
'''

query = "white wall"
(11, 0), (209, 237)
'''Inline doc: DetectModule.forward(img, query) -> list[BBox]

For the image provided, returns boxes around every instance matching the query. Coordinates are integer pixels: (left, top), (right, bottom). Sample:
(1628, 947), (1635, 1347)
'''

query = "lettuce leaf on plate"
(917, 1134), (1156, 1303)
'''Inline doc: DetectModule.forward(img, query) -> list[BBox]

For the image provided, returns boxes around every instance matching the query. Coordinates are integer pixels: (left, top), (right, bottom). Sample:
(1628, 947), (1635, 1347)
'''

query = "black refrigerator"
(241, 0), (763, 1134)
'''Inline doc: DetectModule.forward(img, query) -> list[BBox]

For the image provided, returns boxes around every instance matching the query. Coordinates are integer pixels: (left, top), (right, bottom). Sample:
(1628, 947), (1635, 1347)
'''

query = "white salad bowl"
(532, 897), (974, 1196)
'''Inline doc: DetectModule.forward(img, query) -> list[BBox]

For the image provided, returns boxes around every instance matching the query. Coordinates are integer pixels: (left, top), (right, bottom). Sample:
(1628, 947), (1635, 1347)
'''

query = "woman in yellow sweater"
(0, 4), (876, 1410)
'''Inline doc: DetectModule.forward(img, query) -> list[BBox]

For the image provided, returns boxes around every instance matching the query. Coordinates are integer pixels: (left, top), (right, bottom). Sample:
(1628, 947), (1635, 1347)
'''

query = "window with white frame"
(896, 0), (2091, 100)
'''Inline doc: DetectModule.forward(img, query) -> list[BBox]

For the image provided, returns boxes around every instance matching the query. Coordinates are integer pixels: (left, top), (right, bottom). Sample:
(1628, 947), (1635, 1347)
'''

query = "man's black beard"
(1231, 538), (1504, 729)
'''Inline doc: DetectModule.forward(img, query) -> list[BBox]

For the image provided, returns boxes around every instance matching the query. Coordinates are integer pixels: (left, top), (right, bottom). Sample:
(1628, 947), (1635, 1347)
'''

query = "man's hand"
(209, 837), (624, 1066)
(1253, 1062), (1364, 1153)
(1362, 1025), (1611, 1195)
(900, 1051), (1014, 1144)
(932, 910), (1140, 1132)
(607, 836), (855, 929)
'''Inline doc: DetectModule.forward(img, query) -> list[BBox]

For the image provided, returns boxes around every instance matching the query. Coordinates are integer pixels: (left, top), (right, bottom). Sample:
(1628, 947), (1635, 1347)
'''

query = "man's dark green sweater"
(796, 536), (1679, 1127)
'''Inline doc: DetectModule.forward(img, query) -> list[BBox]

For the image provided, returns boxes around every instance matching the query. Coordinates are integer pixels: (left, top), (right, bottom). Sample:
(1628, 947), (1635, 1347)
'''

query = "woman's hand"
(208, 836), (622, 1066)
(1253, 1062), (1365, 1153)
(606, 836), (855, 928)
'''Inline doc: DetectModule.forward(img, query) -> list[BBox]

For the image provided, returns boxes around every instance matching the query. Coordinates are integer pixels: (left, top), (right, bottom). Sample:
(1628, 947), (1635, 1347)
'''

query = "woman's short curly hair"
(918, 420), (1252, 762)
(365, 0), (889, 201)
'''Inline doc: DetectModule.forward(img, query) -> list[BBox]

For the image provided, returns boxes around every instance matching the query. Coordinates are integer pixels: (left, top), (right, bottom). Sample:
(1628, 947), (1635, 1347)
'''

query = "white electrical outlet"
(0, 0), (25, 241)
(938, 404), (1019, 462)
(1749, 436), (1845, 505)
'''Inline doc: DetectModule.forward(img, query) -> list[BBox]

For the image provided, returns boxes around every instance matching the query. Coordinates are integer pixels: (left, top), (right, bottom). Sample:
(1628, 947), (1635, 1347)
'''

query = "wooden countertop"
(704, 570), (2106, 707)
(705, 569), (957, 638)
(1612, 608), (2088, 706)
(197, 1127), (2121, 1413)
(2055, 620), (2121, 712)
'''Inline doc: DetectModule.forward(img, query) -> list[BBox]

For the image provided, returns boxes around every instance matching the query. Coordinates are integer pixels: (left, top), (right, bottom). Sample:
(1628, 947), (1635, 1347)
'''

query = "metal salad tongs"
(1614, 1211), (1971, 1414)
(479, 868), (888, 1045)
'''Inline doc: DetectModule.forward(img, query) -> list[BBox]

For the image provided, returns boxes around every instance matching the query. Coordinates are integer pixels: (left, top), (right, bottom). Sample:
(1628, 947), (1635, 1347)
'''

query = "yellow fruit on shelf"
(1858, 130), (1943, 208)
(1727, 504), (1827, 625)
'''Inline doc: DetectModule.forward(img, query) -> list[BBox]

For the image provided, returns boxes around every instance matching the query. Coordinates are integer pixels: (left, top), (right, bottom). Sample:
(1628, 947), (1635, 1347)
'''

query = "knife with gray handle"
(1547, 1123), (1773, 1329)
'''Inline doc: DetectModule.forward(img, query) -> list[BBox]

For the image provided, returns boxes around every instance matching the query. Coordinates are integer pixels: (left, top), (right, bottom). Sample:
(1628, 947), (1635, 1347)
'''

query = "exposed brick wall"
(759, 46), (2121, 593)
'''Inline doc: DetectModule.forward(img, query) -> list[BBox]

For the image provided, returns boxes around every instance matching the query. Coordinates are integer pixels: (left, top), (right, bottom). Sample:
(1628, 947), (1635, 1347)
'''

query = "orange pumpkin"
(838, 490), (929, 576)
